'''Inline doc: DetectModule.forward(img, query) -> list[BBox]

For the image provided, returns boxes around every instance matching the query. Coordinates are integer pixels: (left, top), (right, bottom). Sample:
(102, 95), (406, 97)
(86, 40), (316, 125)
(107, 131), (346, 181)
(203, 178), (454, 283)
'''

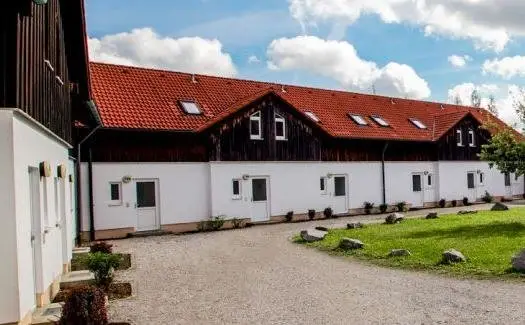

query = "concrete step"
(32, 303), (62, 325)
(72, 246), (90, 258)
(60, 270), (94, 289)
(128, 230), (172, 238)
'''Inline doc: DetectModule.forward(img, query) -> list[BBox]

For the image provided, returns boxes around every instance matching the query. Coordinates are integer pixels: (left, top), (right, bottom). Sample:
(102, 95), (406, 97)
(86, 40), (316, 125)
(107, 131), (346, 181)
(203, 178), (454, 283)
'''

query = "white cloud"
(267, 36), (430, 99)
(448, 82), (523, 129)
(248, 55), (261, 64)
(448, 55), (471, 68)
(88, 28), (237, 76)
(482, 56), (525, 79)
(288, 0), (525, 52)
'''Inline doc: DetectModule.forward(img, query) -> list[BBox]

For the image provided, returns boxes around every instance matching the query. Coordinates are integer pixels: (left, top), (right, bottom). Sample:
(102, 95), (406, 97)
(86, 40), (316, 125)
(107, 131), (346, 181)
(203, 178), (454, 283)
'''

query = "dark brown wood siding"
(209, 95), (323, 161)
(437, 117), (488, 161)
(0, 0), (84, 143)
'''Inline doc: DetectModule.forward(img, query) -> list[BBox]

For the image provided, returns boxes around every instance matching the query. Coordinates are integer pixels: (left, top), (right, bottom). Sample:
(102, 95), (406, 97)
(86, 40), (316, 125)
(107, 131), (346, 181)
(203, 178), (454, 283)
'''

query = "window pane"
(137, 182), (156, 208)
(457, 130), (462, 144)
(320, 178), (325, 191)
(427, 175), (432, 186)
(305, 111), (319, 122)
(252, 179), (267, 202)
(480, 173), (484, 184)
(350, 114), (367, 125)
(110, 183), (120, 201)
(275, 120), (284, 138)
(468, 131), (474, 145)
(467, 173), (475, 189)
(412, 175), (422, 192)
(250, 119), (260, 136)
(410, 119), (427, 129)
(181, 101), (201, 114)
(232, 180), (240, 195)
(334, 176), (346, 196)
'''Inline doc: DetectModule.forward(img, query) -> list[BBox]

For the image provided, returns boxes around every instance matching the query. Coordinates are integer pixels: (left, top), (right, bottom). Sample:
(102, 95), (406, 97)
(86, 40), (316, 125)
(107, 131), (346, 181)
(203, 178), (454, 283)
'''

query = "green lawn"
(299, 208), (525, 278)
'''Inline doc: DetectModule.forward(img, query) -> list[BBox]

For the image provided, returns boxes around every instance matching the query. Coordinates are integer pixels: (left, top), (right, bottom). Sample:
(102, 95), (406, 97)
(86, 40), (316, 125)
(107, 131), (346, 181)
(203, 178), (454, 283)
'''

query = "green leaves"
(480, 129), (525, 176)
(85, 252), (122, 289)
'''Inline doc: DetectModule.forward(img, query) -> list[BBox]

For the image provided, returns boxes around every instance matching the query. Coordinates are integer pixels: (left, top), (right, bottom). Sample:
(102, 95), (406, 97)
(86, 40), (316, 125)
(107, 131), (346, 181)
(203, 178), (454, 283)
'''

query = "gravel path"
(109, 205), (525, 325)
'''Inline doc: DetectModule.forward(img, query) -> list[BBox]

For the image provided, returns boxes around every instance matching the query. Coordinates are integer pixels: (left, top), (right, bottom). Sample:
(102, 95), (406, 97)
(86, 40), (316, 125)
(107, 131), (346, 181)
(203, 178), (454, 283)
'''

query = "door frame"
(467, 171), (477, 202)
(411, 172), (425, 208)
(248, 176), (271, 222)
(331, 174), (349, 215)
(28, 167), (43, 306)
(135, 178), (161, 231)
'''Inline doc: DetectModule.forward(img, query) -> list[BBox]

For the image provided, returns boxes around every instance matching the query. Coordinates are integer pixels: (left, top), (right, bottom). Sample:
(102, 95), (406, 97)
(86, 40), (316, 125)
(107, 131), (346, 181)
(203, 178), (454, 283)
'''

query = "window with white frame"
(274, 113), (286, 140)
(232, 179), (241, 199)
(409, 118), (427, 129)
(305, 111), (319, 123)
(250, 111), (262, 140)
(349, 114), (368, 126)
(456, 129), (463, 146)
(371, 115), (389, 127)
(180, 100), (202, 115)
(109, 182), (122, 205)
(320, 177), (327, 194)
(427, 174), (433, 187)
(479, 172), (485, 186)
(468, 129), (475, 147)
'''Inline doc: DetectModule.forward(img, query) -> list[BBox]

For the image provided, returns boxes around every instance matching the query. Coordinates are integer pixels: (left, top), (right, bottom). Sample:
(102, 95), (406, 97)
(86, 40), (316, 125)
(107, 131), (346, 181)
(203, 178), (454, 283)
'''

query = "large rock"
(339, 238), (364, 250)
(442, 249), (466, 264)
(389, 249), (411, 257)
(491, 202), (509, 211)
(347, 222), (363, 229)
(300, 229), (327, 242)
(425, 212), (438, 219)
(511, 249), (525, 272)
(385, 213), (404, 224)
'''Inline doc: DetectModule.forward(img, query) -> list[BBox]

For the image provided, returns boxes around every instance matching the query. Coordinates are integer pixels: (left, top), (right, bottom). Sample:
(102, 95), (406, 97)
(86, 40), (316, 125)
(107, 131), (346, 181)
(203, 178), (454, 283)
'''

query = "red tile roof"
(90, 62), (514, 141)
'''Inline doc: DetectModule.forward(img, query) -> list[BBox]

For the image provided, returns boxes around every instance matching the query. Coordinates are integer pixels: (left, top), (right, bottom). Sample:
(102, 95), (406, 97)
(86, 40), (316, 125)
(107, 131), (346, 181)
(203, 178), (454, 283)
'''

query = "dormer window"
(456, 129), (463, 146)
(371, 115), (389, 127)
(468, 129), (475, 147)
(274, 113), (286, 140)
(409, 118), (427, 129)
(180, 100), (201, 115)
(305, 111), (319, 123)
(250, 111), (262, 140)
(349, 114), (368, 126)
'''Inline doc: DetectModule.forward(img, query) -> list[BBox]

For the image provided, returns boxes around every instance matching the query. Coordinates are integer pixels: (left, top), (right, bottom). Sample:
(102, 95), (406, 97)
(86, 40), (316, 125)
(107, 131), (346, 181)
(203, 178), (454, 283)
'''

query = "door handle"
(31, 234), (35, 242)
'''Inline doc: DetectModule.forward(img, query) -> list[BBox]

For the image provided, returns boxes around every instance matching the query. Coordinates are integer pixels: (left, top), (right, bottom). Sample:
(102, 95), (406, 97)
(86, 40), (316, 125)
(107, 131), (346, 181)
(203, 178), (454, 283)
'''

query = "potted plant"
(308, 209), (316, 220)
(363, 202), (374, 215)
(323, 207), (333, 219)
(379, 204), (388, 214)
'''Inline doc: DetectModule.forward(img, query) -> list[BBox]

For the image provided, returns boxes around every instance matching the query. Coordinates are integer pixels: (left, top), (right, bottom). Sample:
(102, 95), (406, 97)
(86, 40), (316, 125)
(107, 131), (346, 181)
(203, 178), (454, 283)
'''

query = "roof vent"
(391, 98), (396, 104)
(440, 104), (445, 110)
(191, 74), (198, 84)
(281, 85), (286, 93)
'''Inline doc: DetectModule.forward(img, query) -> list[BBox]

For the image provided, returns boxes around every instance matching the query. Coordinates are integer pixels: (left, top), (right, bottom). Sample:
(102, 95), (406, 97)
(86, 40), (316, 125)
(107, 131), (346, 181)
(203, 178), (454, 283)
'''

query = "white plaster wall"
(439, 161), (524, 201)
(210, 162), (383, 218)
(385, 162), (437, 207)
(0, 111), (19, 324)
(81, 163), (211, 231)
(12, 114), (71, 322)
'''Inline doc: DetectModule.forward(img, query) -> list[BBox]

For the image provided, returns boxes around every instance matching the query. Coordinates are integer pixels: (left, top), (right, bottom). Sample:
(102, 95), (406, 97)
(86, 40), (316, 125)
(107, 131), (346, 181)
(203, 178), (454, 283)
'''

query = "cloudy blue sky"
(86, 0), (525, 127)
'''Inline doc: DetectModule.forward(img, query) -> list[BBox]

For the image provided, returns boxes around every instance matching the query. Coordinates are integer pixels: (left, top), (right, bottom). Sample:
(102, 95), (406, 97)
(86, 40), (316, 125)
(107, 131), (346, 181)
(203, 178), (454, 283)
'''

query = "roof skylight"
(410, 118), (427, 129)
(349, 114), (368, 126)
(180, 100), (202, 115)
(305, 111), (319, 122)
(371, 115), (389, 127)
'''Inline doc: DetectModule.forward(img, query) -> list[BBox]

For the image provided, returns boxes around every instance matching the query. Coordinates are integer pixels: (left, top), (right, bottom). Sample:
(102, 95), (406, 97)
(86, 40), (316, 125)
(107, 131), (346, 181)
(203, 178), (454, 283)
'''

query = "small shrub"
(363, 202), (374, 215)
(231, 218), (243, 229)
(462, 197), (469, 206)
(197, 221), (208, 232)
(90, 242), (112, 254)
(60, 285), (108, 325)
(379, 204), (388, 214)
(285, 211), (294, 222)
(452, 200), (458, 207)
(85, 252), (122, 290)
(323, 207), (333, 219)
(308, 209), (316, 220)
(439, 199), (446, 208)
(482, 191), (494, 203)
(396, 201), (407, 212)
(209, 216), (226, 231)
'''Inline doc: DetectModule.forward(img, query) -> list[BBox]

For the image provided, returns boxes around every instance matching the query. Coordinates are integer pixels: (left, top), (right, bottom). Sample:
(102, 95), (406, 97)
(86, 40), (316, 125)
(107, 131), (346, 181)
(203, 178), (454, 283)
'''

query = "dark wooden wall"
(0, 0), (86, 143)
(209, 95), (323, 161)
(438, 117), (487, 161)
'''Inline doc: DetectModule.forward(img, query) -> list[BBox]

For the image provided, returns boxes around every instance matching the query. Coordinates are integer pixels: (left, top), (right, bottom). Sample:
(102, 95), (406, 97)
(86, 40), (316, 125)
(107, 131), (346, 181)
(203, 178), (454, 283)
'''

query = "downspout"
(381, 142), (389, 205)
(75, 124), (101, 244)
(88, 148), (95, 241)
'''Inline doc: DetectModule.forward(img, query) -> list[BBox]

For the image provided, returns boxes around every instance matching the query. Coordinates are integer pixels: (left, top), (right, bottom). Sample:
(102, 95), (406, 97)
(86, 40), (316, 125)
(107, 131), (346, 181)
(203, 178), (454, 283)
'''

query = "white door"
(59, 179), (69, 267)
(504, 173), (513, 198)
(424, 173), (436, 205)
(250, 177), (270, 222)
(29, 167), (43, 305)
(332, 175), (348, 215)
(136, 180), (160, 232)
(467, 172), (477, 202)
(411, 173), (424, 208)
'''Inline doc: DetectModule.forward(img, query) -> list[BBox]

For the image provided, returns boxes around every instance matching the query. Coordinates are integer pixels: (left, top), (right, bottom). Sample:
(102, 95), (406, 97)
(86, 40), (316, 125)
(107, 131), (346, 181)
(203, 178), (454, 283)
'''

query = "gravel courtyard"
(109, 206), (525, 325)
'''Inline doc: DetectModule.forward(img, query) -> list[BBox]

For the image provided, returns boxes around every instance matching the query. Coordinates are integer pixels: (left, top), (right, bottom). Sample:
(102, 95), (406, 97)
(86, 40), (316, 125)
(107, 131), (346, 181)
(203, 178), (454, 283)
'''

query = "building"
(0, 1), (91, 324)
(80, 62), (524, 240)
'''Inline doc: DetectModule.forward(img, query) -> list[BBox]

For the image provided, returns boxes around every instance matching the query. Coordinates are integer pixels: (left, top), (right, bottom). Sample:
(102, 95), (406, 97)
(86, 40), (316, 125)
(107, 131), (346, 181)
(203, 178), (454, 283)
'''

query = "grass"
(297, 208), (525, 279)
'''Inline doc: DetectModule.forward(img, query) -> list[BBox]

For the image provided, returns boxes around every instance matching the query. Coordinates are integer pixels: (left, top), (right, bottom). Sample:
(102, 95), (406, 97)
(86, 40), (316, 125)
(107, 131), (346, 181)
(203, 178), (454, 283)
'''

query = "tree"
(514, 87), (525, 129)
(487, 95), (498, 116)
(471, 89), (481, 108)
(453, 95), (462, 105)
